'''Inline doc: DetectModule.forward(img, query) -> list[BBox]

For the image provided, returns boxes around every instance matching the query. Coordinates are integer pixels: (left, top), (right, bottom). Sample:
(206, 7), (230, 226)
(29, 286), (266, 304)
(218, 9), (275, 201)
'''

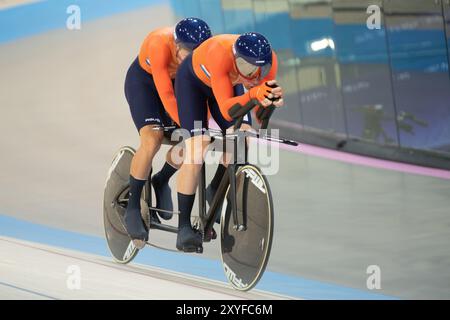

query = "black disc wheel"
(220, 164), (274, 291)
(103, 146), (149, 264)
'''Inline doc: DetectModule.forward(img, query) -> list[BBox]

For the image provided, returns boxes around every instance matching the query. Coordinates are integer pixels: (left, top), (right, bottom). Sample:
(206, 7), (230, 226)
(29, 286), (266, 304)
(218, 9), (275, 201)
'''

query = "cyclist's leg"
(124, 57), (166, 243)
(176, 136), (210, 250)
(147, 74), (188, 218)
(151, 145), (179, 219)
(126, 57), (166, 179)
(130, 125), (163, 179)
(159, 114), (185, 170)
(166, 144), (184, 168)
(149, 107), (180, 219)
(174, 53), (209, 250)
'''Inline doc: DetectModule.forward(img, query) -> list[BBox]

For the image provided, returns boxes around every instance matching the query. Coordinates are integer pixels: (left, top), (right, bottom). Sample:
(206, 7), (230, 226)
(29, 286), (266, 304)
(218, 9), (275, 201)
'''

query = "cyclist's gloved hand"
(269, 81), (284, 108)
(249, 80), (280, 108)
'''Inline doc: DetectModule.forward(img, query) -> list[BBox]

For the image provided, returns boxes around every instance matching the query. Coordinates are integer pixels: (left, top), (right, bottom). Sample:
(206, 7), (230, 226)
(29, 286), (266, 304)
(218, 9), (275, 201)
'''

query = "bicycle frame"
(199, 129), (249, 241)
(146, 100), (298, 241)
(140, 129), (247, 240)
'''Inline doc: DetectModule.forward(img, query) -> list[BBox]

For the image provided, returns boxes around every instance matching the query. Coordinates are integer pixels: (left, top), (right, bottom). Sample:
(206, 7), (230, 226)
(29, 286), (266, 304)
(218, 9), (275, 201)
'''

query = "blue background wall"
(170, 0), (450, 158)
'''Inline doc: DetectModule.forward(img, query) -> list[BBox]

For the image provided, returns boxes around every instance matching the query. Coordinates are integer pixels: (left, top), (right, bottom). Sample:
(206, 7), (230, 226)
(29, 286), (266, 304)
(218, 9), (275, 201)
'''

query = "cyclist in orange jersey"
(124, 18), (211, 249)
(173, 32), (284, 252)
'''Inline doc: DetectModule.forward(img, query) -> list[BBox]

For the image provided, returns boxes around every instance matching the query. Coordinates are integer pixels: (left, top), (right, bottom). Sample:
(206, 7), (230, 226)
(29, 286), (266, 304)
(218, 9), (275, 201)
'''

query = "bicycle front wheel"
(220, 164), (274, 291)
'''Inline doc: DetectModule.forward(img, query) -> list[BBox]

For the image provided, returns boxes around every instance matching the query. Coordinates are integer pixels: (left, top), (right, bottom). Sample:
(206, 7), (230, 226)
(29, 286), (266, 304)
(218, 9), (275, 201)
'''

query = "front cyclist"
(174, 32), (284, 252)
(124, 18), (212, 249)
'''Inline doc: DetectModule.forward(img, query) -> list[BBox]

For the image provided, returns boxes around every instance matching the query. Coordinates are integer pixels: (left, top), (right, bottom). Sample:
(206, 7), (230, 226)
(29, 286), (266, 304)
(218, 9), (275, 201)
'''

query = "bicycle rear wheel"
(103, 146), (149, 264)
(220, 164), (274, 291)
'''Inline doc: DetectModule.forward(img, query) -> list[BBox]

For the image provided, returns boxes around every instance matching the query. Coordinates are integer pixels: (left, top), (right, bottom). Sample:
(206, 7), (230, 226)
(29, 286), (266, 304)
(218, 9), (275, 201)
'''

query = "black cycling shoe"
(124, 207), (148, 249)
(206, 184), (222, 224)
(176, 225), (203, 253)
(151, 174), (173, 220)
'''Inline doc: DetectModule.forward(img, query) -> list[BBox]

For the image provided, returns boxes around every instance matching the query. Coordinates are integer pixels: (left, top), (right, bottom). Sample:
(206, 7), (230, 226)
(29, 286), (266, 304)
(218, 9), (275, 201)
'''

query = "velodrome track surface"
(0, 236), (291, 300)
(1, 1), (450, 299)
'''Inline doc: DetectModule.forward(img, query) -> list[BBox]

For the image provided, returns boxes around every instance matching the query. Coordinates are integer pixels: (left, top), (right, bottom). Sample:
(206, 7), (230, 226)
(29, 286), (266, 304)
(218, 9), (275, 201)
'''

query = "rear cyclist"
(124, 18), (212, 249)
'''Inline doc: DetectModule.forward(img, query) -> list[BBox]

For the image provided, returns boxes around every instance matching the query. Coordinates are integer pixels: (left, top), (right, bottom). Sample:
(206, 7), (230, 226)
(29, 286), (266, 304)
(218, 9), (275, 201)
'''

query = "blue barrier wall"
(170, 0), (450, 161)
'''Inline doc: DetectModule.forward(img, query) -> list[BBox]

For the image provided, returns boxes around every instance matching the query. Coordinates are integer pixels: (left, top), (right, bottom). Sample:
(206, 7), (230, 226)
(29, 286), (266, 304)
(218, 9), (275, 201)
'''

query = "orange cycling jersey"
(138, 27), (180, 125)
(192, 34), (278, 121)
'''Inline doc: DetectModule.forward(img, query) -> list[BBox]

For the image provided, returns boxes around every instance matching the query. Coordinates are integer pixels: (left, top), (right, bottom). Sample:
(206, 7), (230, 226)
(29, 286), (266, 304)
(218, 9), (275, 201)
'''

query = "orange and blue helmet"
(174, 17), (212, 51)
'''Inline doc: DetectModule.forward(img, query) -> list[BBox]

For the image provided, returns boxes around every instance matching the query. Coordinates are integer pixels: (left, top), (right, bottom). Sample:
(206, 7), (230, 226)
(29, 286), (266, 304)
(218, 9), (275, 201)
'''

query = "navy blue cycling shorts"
(124, 57), (175, 133)
(175, 54), (251, 135)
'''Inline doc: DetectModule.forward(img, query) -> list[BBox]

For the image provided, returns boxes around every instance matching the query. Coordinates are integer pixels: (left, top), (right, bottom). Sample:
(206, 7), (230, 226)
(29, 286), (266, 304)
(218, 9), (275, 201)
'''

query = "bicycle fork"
(203, 131), (249, 237)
